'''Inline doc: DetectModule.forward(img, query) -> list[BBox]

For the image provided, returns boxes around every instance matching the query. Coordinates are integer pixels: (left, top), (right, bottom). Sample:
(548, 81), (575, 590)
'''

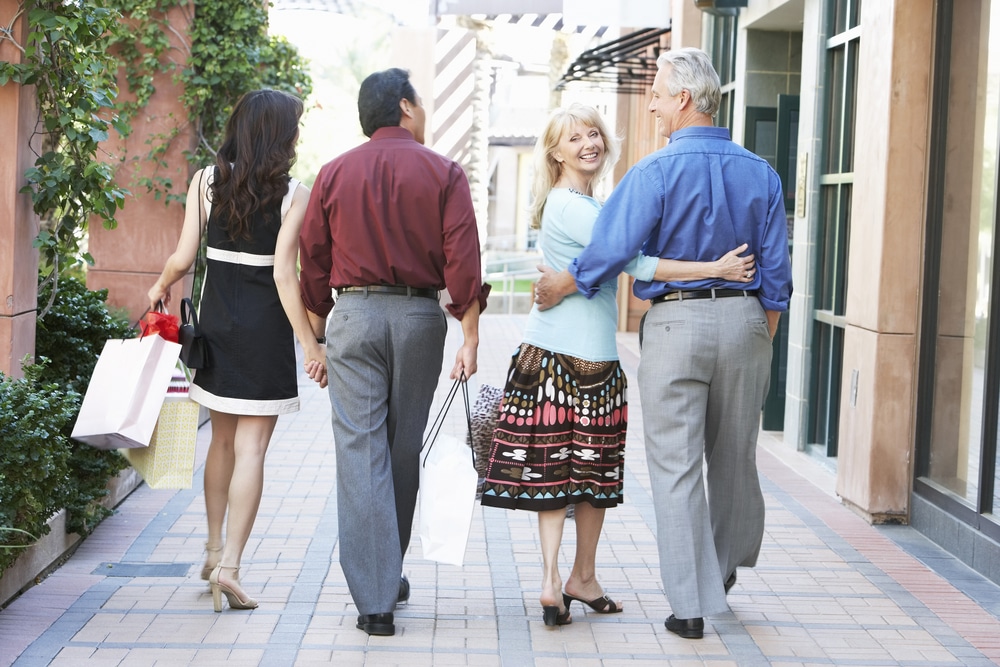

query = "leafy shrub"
(0, 360), (77, 574)
(35, 277), (135, 394)
(34, 276), (134, 536)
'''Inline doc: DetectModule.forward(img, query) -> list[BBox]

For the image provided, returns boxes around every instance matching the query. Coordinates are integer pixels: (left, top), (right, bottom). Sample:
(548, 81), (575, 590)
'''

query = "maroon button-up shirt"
(299, 126), (489, 320)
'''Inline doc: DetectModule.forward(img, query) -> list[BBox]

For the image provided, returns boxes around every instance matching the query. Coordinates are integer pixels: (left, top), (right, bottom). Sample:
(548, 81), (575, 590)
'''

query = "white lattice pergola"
(270, 0), (356, 13)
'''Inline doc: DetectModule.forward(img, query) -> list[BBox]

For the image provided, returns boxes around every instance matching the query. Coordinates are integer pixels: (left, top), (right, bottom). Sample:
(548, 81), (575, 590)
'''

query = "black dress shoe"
(665, 614), (704, 639)
(357, 612), (394, 636)
(724, 571), (737, 593)
(397, 575), (410, 604)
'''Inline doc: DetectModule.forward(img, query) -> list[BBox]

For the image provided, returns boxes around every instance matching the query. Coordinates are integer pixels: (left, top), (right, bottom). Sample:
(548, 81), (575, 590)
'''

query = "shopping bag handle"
(421, 372), (473, 467)
(133, 300), (168, 341)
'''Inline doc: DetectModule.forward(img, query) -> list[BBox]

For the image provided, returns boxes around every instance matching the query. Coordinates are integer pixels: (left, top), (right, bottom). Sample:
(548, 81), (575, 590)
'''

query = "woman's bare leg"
(564, 503), (622, 609)
(213, 414), (278, 600)
(203, 411), (237, 553)
(538, 508), (568, 613)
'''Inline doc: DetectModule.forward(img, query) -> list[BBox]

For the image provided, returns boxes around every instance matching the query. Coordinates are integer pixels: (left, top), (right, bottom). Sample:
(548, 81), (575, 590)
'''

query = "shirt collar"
(371, 126), (417, 141)
(670, 126), (731, 142)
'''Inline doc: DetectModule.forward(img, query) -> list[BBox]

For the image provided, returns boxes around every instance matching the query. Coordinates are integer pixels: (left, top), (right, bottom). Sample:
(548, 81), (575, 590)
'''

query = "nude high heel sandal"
(201, 544), (223, 580)
(209, 565), (258, 612)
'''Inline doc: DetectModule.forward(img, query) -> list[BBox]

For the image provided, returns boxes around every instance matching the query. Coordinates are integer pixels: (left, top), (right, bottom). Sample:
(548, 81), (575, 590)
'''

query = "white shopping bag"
(71, 335), (182, 449)
(418, 377), (478, 566)
(419, 433), (478, 566)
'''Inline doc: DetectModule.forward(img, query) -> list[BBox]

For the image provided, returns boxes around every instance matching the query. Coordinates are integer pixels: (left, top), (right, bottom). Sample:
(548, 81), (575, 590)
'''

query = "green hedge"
(0, 277), (135, 576)
(0, 361), (77, 565)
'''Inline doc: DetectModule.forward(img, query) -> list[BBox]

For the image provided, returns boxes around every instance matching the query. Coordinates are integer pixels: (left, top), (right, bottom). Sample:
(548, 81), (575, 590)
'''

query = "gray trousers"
(325, 292), (447, 615)
(638, 295), (772, 618)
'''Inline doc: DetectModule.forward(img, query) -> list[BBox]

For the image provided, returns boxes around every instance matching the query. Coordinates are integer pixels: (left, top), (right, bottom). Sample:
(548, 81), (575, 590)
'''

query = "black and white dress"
(188, 170), (301, 416)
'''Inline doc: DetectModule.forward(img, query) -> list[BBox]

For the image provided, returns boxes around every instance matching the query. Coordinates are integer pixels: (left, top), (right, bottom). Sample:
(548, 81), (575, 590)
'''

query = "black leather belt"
(651, 288), (757, 304)
(339, 285), (440, 300)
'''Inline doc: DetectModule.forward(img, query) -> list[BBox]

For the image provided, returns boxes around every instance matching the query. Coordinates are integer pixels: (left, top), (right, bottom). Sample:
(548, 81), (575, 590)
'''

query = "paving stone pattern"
(1, 314), (999, 666)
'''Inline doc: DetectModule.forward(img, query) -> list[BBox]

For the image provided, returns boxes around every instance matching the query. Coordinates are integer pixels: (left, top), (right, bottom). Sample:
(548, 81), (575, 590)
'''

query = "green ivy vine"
(0, 0), (312, 306)
(110, 0), (313, 204)
(0, 1), (130, 311)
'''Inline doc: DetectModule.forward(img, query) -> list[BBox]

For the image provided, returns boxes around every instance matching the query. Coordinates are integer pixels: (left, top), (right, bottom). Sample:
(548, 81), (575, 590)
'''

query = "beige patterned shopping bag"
(122, 370), (199, 489)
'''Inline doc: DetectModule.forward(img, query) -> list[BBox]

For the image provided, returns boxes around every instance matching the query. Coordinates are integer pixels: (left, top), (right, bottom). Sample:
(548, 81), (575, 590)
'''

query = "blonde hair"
(529, 103), (620, 229)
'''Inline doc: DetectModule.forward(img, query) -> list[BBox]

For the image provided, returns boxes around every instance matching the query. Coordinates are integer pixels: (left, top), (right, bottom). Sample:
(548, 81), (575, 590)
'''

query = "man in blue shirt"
(535, 47), (792, 639)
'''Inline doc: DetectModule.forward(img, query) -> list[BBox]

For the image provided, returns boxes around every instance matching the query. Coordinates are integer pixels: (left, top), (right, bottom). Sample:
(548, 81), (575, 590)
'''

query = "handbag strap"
(192, 167), (211, 302)
(421, 373), (473, 467)
(180, 297), (199, 328)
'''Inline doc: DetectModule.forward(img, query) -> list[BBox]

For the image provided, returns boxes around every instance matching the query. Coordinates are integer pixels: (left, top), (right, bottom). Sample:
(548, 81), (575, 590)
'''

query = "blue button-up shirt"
(569, 126), (793, 312)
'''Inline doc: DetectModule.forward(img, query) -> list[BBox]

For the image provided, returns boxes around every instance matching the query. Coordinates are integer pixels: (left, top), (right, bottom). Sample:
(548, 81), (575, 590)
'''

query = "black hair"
(358, 68), (417, 138)
(213, 89), (303, 240)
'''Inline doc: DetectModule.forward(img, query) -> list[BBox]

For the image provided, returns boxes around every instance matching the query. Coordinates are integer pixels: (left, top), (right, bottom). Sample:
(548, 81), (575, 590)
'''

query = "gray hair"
(656, 48), (722, 117)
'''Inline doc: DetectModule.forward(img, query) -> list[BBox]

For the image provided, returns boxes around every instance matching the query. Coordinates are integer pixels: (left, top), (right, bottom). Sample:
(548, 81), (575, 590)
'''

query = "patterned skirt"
(479, 343), (627, 511)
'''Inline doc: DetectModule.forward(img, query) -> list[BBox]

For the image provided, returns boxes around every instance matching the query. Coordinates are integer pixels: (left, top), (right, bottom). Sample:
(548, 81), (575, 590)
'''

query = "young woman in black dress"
(148, 89), (326, 611)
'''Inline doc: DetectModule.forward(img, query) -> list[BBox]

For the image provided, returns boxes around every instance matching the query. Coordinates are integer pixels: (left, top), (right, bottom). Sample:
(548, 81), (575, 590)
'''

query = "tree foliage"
(0, 1), (129, 313)
(110, 0), (313, 203)
(0, 0), (312, 306)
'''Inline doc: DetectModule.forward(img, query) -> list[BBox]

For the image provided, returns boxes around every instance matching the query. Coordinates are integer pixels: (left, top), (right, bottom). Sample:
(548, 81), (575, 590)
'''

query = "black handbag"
(179, 297), (208, 369)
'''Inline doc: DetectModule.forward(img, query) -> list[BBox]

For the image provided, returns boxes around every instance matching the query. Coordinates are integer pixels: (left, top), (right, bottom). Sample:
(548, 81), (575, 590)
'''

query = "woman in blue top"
(479, 104), (754, 627)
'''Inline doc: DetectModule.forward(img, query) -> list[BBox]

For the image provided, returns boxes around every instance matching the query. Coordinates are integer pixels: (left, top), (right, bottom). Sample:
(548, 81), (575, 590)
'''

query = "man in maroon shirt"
(299, 68), (490, 637)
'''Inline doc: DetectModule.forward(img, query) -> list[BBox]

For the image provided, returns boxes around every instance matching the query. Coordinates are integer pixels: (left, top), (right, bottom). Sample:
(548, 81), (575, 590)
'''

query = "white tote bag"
(418, 378), (478, 567)
(71, 335), (182, 449)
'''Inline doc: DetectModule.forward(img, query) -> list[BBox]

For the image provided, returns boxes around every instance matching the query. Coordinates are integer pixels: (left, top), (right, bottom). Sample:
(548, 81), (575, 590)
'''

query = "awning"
(556, 26), (671, 95)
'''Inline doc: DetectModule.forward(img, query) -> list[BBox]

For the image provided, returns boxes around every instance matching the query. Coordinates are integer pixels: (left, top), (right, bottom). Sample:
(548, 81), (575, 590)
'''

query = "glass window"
(843, 39), (858, 171)
(810, 1), (860, 454)
(718, 91), (735, 132)
(816, 184), (851, 314)
(705, 14), (738, 86)
(922, 0), (1000, 509)
(705, 14), (738, 132)
(809, 321), (844, 454)
(831, 0), (862, 35)
(825, 47), (845, 173)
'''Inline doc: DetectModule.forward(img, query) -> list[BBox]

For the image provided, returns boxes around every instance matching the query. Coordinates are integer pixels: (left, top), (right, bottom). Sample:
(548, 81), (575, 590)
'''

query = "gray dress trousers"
(638, 294), (772, 619)
(325, 291), (447, 616)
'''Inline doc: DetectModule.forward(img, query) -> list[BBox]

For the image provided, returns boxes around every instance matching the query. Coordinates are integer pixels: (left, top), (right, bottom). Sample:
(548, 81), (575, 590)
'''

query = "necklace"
(568, 187), (588, 197)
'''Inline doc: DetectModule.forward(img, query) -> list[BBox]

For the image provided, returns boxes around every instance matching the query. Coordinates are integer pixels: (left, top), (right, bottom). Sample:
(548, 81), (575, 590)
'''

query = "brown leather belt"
(651, 288), (757, 304)
(339, 285), (440, 300)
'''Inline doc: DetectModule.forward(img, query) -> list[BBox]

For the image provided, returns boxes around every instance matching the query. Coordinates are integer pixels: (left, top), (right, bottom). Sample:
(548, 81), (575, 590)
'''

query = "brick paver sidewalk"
(2, 313), (999, 666)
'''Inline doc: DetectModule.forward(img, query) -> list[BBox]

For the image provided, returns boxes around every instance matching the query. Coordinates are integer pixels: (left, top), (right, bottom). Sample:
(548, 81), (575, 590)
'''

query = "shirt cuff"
(569, 259), (601, 298)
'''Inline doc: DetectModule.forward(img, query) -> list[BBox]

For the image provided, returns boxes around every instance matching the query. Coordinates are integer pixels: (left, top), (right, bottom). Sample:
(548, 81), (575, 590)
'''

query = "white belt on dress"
(206, 247), (275, 267)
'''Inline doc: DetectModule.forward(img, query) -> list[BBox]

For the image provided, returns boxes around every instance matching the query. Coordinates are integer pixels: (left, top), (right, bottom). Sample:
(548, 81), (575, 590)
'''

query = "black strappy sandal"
(542, 605), (572, 626)
(562, 592), (623, 614)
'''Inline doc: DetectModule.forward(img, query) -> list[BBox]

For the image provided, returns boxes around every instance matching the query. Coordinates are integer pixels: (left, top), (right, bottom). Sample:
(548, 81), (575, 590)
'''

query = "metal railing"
(483, 251), (542, 314)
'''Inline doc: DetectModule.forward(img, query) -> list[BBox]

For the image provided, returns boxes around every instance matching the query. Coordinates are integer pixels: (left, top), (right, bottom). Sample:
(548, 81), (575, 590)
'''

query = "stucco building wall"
(0, 0), (38, 378)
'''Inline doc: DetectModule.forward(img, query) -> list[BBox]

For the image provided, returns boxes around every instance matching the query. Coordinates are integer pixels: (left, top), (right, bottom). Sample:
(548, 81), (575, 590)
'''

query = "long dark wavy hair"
(211, 89), (303, 240)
